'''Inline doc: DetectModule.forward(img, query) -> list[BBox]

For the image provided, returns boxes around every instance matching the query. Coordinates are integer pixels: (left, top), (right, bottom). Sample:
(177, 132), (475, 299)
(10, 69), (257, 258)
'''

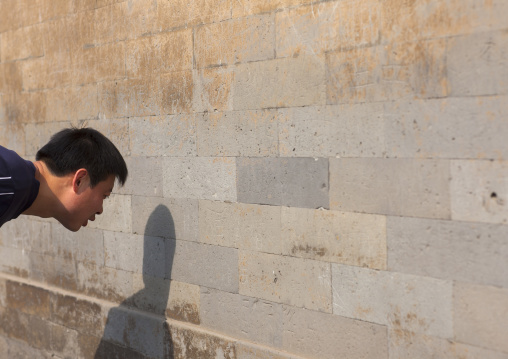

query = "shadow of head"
(127, 204), (176, 315)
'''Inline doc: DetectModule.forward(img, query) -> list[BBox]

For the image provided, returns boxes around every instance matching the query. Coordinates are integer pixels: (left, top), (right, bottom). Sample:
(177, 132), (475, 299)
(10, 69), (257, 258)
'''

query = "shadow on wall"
(95, 205), (176, 359)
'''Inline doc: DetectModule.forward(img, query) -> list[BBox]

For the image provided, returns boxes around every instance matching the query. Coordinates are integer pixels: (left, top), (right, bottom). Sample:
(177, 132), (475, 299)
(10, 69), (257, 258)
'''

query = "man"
(0, 127), (128, 231)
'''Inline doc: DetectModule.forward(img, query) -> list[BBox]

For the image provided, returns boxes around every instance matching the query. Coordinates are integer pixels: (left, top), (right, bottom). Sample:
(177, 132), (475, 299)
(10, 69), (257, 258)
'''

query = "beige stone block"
(124, 0), (158, 38)
(157, 0), (232, 29)
(276, 0), (381, 58)
(0, 123), (25, 155)
(50, 225), (104, 266)
(88, 194), (132, 233)
(193, 67), (235, 112)
(233, 0), (311, 17)
(236, 343), (306, 359)
(282, 207), (386, 269)
(46, 84), (98, 122)
(332, 264), (453, 338)
(389, 329), (508, 359)
(171, 324), (236, 359)
(22, 56), (72, 91)
(330, 158), (451, 219)
(282, 305), (388, 359)
(454, 282), (508, 353)
(1, 92), (47, 124)
(239, 250), (331, 312)
(0, 217), (52, 254)
(0, 246), (29, 278)
(98, 78), (161, 118)
(199, 200), (281, 253)
(126, 29), (193, 78)
(84, 117), (130, 157)
(5, 281), (51, 319)
(129, 114), (197, 157)
(74, 42), (125, 85)
(165, 280), (201, 324)
(195, 14), (274, 68)
(0, 62), (23, 93)
(24, 122), (72, 156)
(326, 39), (447, 104)
(77, 262), (133, 303)
(161, 70), (194, 114)
(234, 56), (326, 110)
(451, 160), (508, 224)
(0, 24), (44, 62)
(94, 2), (128, 44)
(197, 109), (278, 157)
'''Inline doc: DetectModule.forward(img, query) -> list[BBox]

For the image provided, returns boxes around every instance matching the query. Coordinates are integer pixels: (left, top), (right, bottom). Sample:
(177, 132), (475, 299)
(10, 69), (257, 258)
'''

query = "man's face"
(65, 175), (115, 231)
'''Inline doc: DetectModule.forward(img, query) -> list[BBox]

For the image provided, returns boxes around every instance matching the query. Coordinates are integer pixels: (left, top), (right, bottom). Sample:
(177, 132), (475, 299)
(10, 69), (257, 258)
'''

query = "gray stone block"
(385, 97), (508, 159)
(330, 158), (450, 218)
(88, 194), (132, 233)
(200, 288), (283, 347)
(51, 225), (104, 266)
(332, 264), (453, 338)
(237, 157), (329, 208)
(454, 282), (508, 353)
(197, 109), (278, 157)
(278, 103), (386, 158)
(448, 31), (508, 97)
(282, 305), (387, 359)
(131, 196), (198, 241)
(117, 156), (163, 197)
(171, 240), (239, 293)
(163, 157), (237, 201)
(451, 160), (508, 224)
(239, 250), (331, 312)
(388, 216), (508, 287)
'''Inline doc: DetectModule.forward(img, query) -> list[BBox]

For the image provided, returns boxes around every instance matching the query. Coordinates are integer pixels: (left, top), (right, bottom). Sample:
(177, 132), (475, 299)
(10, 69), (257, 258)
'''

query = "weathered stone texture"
(330, 158), (450, 218)
(239, 250), (332, 312)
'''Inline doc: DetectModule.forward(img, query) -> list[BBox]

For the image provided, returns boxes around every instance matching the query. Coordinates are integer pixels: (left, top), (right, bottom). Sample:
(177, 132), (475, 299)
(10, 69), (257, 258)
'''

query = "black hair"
(36, 127), (128, 187)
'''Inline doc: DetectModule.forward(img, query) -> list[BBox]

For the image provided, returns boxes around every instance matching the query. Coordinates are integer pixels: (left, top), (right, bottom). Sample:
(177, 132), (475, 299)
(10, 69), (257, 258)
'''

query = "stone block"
(29, 252), (78, 291)
(94, 2), (128, 44)
(195, 14), (274, 68)
(46, 84), (98, 122)
(0, 217), (51, 254)
(236, 343), (306, 359)
(199, 200), (281, 253)
(281, 207), (386, 269)
(193, 67), (235, 112)
(25, 121), (72, 157)
(329, 158), (450, 218)
(232, 0), (312, 17)
(389, 329), (508, 359)
(454, 282), (508, 353)
(0, 24), (44, 62)
(0, 246), (30, 278)
(327, 39), (447, 104)
(239, 251), (331, 312)
(1, 91), (47, 124)
(5, 281), (50, 319)
(157, 0), (232, 29)
(160, 70), (194, 114)
(233, 56), (326, 110)
(88, 194), (132, 233)
(278, 103), (386, 158)
(448, 31), (508, 96)
(165, 280), (201, 324)
(388, 216), (508, 287)
(0, 124), (25, 155)
(98, 78), (161, 119)
(237, 157), (328, 208)
(131, 196), (199, 241)
(200, 288), (283, 347)
(170, 324), (236, 359)
(0, 62), (23, 93)
(282, 305), (387, 359)
(74, 41), (125, 85)
(171, 240), (239, 292)
(50, 292), (104, 337)
(118, 157), (163, 197)
(276, 0), (380, 58)
(451, 160), (508, 224)
(104, 231), (166, 277)
(332, 264), (453, 338)
(197, 109), (278, 157)
(101, 305), (171, 358)
(385, 97), (508, 159)
(163, 157), (237, 201)
(126, 29), (193, 78)
(50, 225), (104, 266)
(77, 262), (133, 303)
(129, 114), (197, 157)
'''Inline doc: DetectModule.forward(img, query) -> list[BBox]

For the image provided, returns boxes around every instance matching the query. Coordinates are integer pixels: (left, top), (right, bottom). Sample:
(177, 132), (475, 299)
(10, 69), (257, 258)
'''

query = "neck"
(23, 161), (67, 220)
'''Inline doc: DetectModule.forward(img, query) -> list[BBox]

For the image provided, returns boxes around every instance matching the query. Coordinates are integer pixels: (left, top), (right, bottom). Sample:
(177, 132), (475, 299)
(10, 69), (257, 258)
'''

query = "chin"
(60, 221), (82, 232)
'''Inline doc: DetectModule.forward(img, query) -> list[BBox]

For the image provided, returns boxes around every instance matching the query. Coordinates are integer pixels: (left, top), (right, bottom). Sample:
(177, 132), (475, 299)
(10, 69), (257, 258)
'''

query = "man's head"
(36, 127), (128, 231)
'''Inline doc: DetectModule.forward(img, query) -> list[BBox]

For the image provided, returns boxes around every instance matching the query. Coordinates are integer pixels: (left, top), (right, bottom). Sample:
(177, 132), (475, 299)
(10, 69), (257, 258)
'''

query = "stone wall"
(1, 0), (508, 358)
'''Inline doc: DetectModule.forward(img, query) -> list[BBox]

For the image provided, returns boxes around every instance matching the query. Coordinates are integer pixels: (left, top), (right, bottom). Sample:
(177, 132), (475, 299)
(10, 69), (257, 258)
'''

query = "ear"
(72, 168), (90, 193)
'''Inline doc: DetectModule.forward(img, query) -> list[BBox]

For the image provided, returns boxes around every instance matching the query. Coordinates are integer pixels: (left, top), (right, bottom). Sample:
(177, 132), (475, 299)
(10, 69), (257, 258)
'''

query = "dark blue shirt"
(0, 146), (40, 227)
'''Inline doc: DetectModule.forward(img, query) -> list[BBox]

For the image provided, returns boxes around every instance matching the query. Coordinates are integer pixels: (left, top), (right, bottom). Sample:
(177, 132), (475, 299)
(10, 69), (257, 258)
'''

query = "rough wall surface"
(1, 0), (508, 358)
